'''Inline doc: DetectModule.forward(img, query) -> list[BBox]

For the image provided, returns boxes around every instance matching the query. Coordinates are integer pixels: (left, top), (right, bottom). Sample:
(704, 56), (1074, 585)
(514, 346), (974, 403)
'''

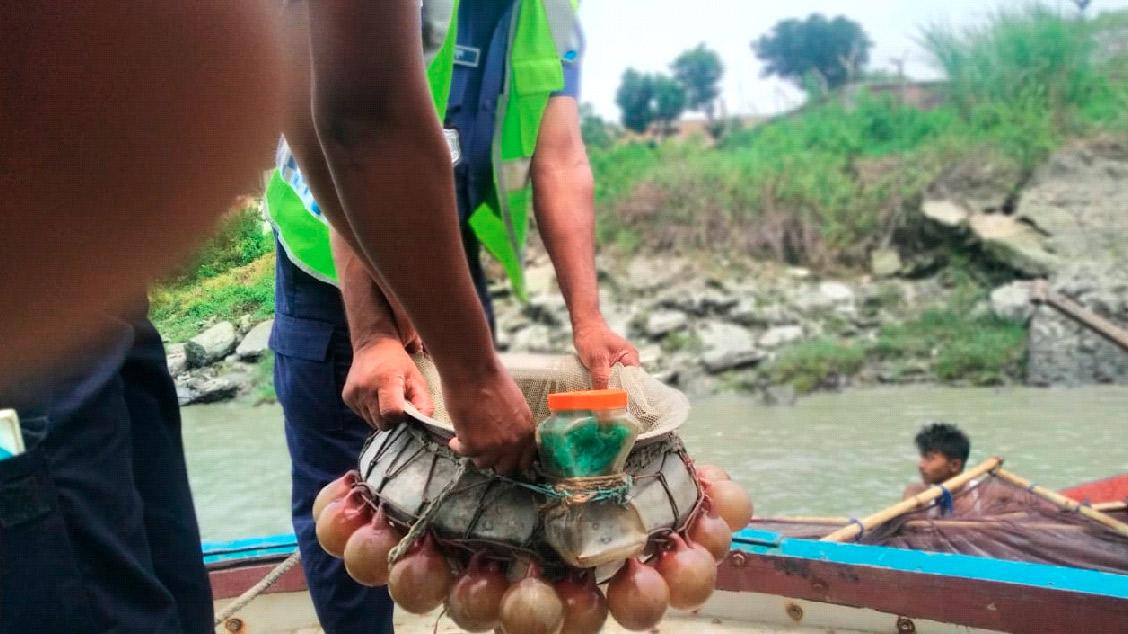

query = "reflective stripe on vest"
(264, 0), (461, 287)
(470, 0), (579, 300)
(265, 0), (577, 297)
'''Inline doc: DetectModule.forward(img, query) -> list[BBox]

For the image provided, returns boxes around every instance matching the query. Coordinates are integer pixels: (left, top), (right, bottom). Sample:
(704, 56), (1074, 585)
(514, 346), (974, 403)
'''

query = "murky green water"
(183, 386), (1128, 542)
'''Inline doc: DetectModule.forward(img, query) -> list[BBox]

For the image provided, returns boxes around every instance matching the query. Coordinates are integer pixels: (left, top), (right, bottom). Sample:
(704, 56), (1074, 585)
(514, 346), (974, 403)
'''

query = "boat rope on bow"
(213, 550), (303, 627)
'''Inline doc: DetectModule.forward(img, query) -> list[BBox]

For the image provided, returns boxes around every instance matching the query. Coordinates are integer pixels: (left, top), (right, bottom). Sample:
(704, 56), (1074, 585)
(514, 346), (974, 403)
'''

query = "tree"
(615, 68), (656, 133)
(753, 14), (872, 92)
(671, 44), (724, 120)
(651, 75), (687, 135)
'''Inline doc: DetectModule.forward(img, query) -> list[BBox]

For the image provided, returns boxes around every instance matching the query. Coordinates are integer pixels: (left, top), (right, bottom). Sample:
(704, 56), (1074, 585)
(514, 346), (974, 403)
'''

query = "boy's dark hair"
(915, 422), (970, 465)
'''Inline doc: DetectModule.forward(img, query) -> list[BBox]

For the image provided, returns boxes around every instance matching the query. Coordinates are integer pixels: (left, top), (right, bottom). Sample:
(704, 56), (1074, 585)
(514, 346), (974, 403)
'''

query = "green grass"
(768, 338), (866, 394)
(162, 206), (272, 286)
(150, 204), (276, 342)
(766, 305), (1026, 392)
(590, 97), (961, 266)
(150, 253), (275, 343)
(872, 309), (1027, 386)
(588, 6), (1128, 268)
(767, 268), (1027, 392)
(919, 5), (1126, 168)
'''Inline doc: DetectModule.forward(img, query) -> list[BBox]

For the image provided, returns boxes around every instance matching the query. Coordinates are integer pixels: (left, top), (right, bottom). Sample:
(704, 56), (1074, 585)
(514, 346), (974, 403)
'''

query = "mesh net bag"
(405, 352), (691, 441)
(358, 353), (699, 573)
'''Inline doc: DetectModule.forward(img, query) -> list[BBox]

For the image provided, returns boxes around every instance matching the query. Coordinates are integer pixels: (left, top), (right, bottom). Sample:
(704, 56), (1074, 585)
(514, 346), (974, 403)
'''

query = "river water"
(182, 386), (1128, 542)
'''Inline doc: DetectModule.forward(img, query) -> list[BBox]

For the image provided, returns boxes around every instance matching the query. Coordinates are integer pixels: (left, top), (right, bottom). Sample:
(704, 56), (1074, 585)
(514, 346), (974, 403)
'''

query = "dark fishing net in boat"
(752, 476), (1128, 574)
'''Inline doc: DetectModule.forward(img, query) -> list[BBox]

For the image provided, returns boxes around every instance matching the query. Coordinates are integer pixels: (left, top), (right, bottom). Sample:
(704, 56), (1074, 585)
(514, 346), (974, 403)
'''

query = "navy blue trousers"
(270, 248), (396, 634)
(0, 316), (212, 633)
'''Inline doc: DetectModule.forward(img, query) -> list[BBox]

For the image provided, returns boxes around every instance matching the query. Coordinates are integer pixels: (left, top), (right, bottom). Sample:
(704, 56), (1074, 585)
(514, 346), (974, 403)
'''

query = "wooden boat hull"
(1061, 472), (1128, 504)
(207, 530), (1128, 633)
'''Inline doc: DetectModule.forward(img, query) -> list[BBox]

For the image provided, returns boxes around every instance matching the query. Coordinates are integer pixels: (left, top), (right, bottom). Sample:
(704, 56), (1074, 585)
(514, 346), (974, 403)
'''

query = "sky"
(578, 0), (1128, 120)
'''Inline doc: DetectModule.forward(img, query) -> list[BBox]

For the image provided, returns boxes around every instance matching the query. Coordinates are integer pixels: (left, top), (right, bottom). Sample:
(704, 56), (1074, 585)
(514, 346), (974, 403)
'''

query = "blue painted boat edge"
(732, 528), (1128, 599)
(202, 531), (1128, 600)
(202, 533), (298, 565)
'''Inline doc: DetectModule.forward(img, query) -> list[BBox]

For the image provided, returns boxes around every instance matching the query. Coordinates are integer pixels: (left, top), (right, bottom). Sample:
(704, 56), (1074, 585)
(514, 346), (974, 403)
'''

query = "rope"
(388, 458), (471, 565)
(213, 551), (302, 627)
(503, 473), (634, 506)
(937, 484), (954, 515)
(847, 517), (865, 542)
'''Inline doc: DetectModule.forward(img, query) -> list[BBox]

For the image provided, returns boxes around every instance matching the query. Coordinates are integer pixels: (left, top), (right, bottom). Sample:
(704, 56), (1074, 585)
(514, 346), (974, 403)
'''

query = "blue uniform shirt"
(446, 0), (582, 216)
(271, 1), (582, 326)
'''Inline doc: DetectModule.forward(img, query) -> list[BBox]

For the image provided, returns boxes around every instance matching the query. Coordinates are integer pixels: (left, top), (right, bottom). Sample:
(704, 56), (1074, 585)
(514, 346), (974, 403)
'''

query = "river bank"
(159, 248), (1023, 405)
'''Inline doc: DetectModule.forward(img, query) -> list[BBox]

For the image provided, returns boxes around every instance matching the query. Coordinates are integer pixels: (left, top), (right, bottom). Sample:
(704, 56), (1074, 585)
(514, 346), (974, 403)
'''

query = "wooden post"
(1031, 280), (1128, 352)
(992, 467), (1128, 538)
(822, 457), (1003, 543)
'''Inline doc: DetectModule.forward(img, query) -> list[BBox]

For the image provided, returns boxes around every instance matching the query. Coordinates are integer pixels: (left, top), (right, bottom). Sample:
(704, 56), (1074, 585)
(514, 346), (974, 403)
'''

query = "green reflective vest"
(265, 0), (579, 300)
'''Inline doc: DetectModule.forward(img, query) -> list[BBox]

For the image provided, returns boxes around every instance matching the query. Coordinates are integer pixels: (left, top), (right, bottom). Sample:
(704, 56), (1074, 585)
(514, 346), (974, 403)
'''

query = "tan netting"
(406, 352), (690, 441)
(360, 353), (700, 571)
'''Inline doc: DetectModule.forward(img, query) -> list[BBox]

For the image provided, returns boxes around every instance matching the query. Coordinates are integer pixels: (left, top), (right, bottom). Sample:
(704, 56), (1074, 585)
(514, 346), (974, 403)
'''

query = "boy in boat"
(903, 422), (971, 499)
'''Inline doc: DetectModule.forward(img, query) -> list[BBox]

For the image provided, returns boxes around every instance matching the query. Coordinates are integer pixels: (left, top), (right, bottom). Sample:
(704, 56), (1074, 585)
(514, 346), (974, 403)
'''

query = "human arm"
(331, 229), (433, 430)
(306, 0), (534, 472)
(531, 97), (639, 388)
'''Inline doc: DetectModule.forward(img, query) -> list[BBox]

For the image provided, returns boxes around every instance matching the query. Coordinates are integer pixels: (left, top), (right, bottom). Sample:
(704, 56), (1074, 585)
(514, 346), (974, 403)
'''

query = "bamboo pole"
(822, 457), (1003, 543)
(1031, 280), (1128, 352)
(993, 467), (1128, 538)
(1094, 501), (1126, 513)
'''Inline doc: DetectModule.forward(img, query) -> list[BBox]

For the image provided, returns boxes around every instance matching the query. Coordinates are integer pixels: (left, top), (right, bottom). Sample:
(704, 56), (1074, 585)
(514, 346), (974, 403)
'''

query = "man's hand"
(342, 337), (434, 431)
(573, 319), (640, 389)
(443, 362), (536, 475)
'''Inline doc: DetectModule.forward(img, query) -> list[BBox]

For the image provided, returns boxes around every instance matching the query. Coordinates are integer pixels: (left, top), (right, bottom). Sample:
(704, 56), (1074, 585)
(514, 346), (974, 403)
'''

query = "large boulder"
(792, 281), (855, 315)
(623, 257), (688, 293)
(522, 261), (558, 297)
(870, 248), (903, 279)
(968, 213), (1059, 276)
(697, 322), (763, 373)
(644, 310), (689, 338)
(921, 199), (970, 227)
(177, 376), (239, 406)
(637, 344), (663, 370)
(728, 297), (760, 326)
(1015, 138), (1128, 267)
(758, 325), (804, 349)
(1027, 263), (1128, 387)
(657, 288), (738, 317)
(989, 282), (1033, 323)
(522, 293), (568, 327)
(235, 319), (273, 361)
(185, 322), (238, 368)
(165, 343), (188, 377)
(509, 325), (556, 353)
